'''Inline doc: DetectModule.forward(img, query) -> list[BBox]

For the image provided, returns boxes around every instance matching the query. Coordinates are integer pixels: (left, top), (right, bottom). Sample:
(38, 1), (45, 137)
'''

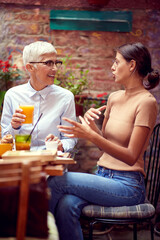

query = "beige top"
(97, 87), (158, 176)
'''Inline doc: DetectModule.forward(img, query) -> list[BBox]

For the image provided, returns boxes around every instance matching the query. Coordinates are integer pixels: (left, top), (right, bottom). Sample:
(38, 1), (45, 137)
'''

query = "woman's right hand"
(11, 108), (26, 129)
(84, 105), (106, 125)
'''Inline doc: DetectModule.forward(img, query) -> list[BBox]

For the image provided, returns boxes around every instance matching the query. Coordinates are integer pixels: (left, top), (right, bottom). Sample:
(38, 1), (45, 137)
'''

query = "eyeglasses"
(29, 60), (63, 68)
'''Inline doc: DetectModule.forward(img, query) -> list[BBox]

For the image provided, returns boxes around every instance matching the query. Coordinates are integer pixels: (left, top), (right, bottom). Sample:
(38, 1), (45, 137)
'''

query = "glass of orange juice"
(15, 134), (31, 150)
(19, 105), (34, 124)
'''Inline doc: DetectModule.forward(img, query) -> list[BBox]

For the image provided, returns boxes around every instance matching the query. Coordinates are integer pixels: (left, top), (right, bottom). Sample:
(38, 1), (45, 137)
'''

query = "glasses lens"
(45, 60), (53, 67)
(44, 60), (62, 68)
(55, 60), (62, 68)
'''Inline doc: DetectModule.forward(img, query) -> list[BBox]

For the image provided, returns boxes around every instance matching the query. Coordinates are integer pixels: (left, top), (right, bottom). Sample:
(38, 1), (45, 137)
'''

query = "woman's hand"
(57, 116), (92, 140)
(45, 134), (64, 151)
(84, 105), (106, 124)
(1, 134), (13, 143)
(11, 108), (26, 129)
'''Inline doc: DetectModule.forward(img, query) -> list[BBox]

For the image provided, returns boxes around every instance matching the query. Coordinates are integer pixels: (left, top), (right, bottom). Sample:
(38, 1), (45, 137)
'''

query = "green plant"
(0, 55), (21, 91)
(54, 55), (90, 96)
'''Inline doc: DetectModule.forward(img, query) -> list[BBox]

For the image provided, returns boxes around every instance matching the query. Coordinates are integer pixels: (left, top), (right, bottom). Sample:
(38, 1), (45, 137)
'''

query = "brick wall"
(0, 2), (160, 172)
(0, 5), (159, 115)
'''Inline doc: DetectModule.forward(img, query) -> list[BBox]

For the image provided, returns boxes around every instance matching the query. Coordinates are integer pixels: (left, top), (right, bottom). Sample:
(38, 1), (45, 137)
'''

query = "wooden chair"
(82, 123), (160, 240)
(0, 159), (44, 240)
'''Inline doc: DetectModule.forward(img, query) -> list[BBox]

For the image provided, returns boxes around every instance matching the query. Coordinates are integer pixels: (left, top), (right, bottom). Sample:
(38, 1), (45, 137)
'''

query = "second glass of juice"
(15, 134), (31, 150)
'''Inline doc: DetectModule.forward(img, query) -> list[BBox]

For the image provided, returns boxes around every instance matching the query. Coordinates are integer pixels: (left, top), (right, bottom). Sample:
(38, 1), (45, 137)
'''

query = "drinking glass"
(15, 134), (31, 150)
(19, 105), (34, 124)
(45, 141), (58, 150)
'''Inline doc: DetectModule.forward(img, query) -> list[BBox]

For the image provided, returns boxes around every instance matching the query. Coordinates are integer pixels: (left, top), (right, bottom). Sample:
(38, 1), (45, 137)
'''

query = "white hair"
(23, 41), (57, 66)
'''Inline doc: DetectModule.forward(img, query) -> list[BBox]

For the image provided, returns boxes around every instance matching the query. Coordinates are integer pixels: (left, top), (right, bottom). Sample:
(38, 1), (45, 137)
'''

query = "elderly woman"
(1, 41), (77, 152)
(48, 42), (160, 240)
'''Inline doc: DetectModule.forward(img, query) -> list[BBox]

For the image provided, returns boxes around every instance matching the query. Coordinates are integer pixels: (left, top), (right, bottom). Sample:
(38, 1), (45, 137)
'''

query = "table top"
(1, 150), (76, 176)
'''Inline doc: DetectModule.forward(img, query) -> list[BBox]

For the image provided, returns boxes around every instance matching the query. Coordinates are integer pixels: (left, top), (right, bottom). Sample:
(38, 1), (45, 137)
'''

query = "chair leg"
(151, 222), (154, 240)
(133, 223), (137, 240)
(89, 221), (95, 240)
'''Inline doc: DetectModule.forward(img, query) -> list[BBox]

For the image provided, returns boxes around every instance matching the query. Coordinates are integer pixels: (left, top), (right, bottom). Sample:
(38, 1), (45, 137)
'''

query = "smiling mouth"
(48, 74), (55, 78)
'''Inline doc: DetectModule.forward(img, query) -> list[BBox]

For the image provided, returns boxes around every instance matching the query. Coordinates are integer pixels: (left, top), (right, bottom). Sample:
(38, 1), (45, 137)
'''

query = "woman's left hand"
(57, 116), (92, 139)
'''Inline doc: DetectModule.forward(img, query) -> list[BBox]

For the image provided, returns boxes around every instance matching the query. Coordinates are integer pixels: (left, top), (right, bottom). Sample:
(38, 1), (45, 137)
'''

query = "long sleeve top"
(1, 81), (77, 152)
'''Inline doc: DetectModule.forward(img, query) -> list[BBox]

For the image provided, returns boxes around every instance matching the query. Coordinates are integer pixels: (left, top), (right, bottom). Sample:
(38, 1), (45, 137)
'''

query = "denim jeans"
(47, 166), (145, 240)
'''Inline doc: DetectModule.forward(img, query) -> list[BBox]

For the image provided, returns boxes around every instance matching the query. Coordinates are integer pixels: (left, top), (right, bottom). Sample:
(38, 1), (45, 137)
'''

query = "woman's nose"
(111, 64), (115, 71)
(51, 64), (57, 70)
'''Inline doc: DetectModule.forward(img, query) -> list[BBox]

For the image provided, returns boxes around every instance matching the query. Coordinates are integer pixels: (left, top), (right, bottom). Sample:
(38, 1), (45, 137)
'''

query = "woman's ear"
(25, 63), (35, 72)
(129, 60), (136, 72)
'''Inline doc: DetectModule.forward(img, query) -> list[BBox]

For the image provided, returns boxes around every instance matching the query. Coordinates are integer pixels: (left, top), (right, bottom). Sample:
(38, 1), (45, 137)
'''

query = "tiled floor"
(83, 223), (160, 240)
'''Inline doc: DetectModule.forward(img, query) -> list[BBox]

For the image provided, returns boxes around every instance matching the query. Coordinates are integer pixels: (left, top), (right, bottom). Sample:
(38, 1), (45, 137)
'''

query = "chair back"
(0, 159), (42, 240)
(144, 123), (160, 208)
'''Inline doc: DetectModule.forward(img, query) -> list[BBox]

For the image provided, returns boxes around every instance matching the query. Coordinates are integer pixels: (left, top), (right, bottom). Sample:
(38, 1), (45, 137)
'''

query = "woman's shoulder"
(136, 90), (158, 118)
(53, 84), (74, 96)
(7, 83), (28, 92)
(138, 89), (157, 105)
(5, 83), (28, 98)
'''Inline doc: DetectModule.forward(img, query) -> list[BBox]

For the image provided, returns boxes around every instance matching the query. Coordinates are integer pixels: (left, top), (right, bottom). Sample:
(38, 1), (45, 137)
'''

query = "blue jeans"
(47, 166), (145, 240)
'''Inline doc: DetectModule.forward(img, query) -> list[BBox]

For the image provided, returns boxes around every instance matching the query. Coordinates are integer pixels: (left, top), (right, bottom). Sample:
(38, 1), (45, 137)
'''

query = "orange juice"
(19, 105), (34, 124)
(15, 142), (31, 150)
(0, 143), (13, 157)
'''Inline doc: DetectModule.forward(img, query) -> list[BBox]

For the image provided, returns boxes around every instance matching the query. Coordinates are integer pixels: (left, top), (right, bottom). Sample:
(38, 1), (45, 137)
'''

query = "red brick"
(0, 5), (160, 125)
(91, 79), (122, 92)
(15, 12), (49, 23)
(89, 69), (108, 81)
(8, 23), (42, 35)
(51, 30), (80, 39)
(77, 46), (111, 58)
(89, 58), (113, 70)
(90, 31), (124, 48)
(55, 47), (76, 57)
(13, 36), (51, 46)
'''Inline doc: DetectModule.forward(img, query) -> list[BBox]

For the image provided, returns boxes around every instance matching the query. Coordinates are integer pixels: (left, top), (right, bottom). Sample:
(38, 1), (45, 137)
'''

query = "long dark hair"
(116, 42), (160, 90)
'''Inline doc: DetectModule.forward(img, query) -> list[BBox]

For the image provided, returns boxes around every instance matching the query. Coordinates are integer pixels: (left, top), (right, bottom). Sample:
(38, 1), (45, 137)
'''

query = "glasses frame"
(29, 60), (63, 68)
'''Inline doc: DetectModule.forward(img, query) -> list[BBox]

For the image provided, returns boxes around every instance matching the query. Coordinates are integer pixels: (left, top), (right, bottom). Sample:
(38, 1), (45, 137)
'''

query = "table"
(1, 150), (76, 176)
(0, 152), (67, 240)
(42, 152), (76, 176)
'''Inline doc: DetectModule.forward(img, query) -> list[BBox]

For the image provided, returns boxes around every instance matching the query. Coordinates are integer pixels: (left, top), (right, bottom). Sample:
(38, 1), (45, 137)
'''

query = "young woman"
(48, 42), (160, 240)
